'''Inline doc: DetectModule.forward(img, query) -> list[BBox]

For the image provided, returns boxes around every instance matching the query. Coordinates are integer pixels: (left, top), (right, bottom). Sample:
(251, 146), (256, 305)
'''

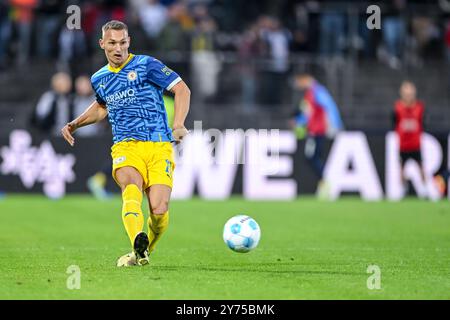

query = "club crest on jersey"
(127, 70), (137, 81)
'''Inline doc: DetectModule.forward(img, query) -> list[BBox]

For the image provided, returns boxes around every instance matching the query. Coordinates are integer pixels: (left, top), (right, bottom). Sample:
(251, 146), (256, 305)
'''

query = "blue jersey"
(90, 54), (181, 144)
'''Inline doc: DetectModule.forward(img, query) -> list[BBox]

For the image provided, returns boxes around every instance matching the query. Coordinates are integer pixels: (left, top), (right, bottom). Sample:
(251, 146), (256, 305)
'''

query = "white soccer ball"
(223, 215), (261, 253)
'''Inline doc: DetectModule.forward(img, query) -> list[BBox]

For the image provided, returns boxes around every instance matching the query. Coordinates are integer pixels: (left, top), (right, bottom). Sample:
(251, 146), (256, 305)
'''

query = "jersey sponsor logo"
(127, 70), (137, 81)
(113, 156), (126, 165)
(105, 88), (137, 107)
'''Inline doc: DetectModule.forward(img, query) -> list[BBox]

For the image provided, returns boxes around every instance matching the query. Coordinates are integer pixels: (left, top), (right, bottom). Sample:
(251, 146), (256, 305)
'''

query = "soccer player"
(290, 73), (343, 199)
(393, 81), (426, 196)
(86, 94), (175, 200)
(61, 20), (191, 267)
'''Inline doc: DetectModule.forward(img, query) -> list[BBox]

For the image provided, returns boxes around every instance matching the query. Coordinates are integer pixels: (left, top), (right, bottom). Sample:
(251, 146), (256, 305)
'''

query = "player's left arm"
(169, 80), (191, 143)
(146, 57), (191, 142)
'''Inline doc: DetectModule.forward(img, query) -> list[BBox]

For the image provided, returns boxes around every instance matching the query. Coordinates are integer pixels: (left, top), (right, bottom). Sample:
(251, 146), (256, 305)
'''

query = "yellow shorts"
(111, 140), (175, 190)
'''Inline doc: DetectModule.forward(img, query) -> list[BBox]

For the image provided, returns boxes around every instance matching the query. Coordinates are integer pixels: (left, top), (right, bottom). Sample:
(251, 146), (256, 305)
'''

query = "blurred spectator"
(10, 0), (38, 66)
(288, 2), (310, 53)
(0, 0), (11, 69)
(258, 16), (291, 106)
(31, 72), (72, 136)
(73, 75), (105, 137)
(156, 3), (193, 84)
(80, 2), (104, 55)
(158, 2), (193, 53)
(99, 0), (127, 21)
(289, 74), (343, 199)
(92, 0), (126, 45)
(161, 0), (177, 5)
(190, 5), (220, 102)
(380, 0), (406, 69)
(259, 17), (291, 75)
(319, 6), (346, 57)
(137, 0), (168, 40)
(35, 0), (63, 58)
(446, 20), (450, 63)
(410, 16), (441, 62)
(58, 26), (88, 76)
(237, 23), (261, 110)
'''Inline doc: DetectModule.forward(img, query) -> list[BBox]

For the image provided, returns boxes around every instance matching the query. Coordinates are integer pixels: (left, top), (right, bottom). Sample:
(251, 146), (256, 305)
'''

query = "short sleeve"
(95, 92), (106, 106)
(146, 57), (181, 90)
(91, 81), (106, 105)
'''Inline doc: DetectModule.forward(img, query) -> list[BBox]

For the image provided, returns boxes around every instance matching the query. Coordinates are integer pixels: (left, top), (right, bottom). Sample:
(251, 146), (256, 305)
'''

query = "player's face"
(400, 83), (416, 105)
(295, 76), (312, 91)
(100, 29), (130, 67)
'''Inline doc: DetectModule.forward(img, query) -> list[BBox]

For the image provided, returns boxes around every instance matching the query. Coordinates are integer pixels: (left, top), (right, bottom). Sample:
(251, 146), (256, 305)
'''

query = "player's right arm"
(61, 101), (107, 146)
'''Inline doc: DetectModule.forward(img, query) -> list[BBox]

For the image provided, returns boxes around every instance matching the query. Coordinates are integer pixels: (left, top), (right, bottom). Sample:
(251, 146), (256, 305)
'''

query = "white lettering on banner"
(385, 132), (442, 201)
(0, 130), (75, 199)
(243, 130), (297, 200)
(172, 129), (295, 200)
(172, 130), (244, 199)
(323, 132), (383, 200)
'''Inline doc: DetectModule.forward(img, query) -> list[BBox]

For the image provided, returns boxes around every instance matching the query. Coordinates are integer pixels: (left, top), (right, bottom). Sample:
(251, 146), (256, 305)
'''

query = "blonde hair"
(102, 20), (128, 37)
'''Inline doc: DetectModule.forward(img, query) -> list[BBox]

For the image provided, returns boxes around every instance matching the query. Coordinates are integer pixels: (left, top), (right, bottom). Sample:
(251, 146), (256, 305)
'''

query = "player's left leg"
(111, 141), (153, 266)
(146, 184), (171, 253)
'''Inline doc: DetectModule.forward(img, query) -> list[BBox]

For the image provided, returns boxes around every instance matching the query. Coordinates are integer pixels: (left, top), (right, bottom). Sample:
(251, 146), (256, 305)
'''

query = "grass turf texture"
(0, 195), (449, 300)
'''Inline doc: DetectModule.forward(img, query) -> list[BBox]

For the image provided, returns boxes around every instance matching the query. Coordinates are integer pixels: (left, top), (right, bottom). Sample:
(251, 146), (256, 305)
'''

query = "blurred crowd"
(30, 72), (108, 136)
(0, 0), (449, 107)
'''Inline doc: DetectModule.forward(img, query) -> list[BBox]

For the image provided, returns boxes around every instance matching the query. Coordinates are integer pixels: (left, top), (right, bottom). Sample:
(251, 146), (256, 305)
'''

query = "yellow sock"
(147, 212), (169, 252)
(121, 184), (144, 247)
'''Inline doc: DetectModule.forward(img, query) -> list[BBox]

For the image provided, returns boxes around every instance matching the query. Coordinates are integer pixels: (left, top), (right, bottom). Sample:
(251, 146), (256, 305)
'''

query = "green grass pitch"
(0, 195), (449, 300)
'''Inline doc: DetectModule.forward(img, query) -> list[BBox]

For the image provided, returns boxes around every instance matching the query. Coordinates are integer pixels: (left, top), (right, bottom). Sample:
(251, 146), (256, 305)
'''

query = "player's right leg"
(145, 142), (175, 254)
(146, 184), (171, 254)
(115, 166), (149, 266)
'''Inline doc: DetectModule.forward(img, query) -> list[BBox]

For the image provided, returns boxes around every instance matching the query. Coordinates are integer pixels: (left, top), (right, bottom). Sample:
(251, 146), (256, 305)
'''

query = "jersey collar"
(107, 53), (134, 73)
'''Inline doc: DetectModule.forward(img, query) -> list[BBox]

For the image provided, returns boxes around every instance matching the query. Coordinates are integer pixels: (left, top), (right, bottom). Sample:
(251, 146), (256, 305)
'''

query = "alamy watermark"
(366, 5), (381, 30)
(66, 265), (81, 290)
(65, 4), (383, 31)
(173, 121), (284, 175)
(366, 265), (381, 290)
(66, 5), (81, 30)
